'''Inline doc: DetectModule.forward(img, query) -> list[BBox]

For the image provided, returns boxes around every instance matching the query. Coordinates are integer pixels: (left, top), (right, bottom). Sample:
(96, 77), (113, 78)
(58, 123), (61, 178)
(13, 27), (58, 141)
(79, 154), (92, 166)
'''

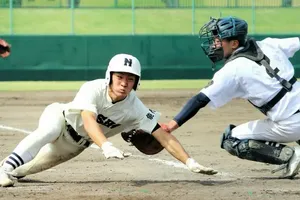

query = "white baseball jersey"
(63, 79), (160, 140)
(201, 37), (300, 122)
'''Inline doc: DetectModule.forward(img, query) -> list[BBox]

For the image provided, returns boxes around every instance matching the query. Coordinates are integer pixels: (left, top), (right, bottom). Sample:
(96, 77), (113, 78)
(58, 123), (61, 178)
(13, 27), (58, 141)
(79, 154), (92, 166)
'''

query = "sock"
(3, 152), (25, 171)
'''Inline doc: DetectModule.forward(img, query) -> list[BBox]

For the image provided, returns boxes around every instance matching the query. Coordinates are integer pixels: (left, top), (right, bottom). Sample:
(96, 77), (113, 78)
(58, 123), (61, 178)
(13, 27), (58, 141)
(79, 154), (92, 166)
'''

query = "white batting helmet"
(105, 53), (141, 90)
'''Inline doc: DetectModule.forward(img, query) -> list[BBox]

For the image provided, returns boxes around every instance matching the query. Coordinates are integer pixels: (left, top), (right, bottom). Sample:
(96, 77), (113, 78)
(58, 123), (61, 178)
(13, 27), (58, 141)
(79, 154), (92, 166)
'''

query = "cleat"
(0, 168), (15, 187)
(279, 146), (300, 179)
(271, 164), (287, 174)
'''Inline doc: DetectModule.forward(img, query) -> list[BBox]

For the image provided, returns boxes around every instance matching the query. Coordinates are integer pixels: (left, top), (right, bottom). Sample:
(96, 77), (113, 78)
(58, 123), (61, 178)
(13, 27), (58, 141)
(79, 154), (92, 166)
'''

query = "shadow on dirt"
(18, 179), (234, 186)
(250, 176), (300, 180)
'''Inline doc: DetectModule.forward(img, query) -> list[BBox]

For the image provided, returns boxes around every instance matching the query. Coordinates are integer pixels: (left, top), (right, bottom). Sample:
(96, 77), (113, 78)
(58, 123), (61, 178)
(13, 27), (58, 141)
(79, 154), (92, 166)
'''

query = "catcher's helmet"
(199, 16), (248, 65)
(105, 53), (141, 90)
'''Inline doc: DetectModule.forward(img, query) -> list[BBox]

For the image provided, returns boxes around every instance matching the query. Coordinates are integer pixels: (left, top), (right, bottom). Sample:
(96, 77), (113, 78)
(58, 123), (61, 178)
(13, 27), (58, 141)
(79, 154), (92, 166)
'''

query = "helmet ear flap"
(133, 75), (140, 90)
(109, 72), (112, 85)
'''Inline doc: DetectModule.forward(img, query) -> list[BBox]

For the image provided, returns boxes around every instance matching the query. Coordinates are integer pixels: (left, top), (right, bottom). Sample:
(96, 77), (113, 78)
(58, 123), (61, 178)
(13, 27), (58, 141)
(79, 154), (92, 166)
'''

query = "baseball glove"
(0, 39), (11, 58)
(121, 129), (164, 155)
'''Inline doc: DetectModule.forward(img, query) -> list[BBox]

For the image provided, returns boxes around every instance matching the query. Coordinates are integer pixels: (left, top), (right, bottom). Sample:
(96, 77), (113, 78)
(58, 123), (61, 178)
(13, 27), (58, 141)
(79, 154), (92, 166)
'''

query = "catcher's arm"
(0, 39), (11, 58)
(163, 92), (210, 133)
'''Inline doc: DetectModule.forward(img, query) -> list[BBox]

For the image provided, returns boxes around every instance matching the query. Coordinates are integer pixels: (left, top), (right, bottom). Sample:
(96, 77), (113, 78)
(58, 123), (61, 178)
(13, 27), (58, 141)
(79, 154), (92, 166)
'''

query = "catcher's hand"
(121, 129), (164, 155)
(0, 39), (11, 58)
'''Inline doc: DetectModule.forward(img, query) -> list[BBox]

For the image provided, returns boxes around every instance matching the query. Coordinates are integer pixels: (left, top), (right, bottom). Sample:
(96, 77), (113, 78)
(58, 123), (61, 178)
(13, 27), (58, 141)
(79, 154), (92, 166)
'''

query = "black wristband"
(151, 123), (161, 133)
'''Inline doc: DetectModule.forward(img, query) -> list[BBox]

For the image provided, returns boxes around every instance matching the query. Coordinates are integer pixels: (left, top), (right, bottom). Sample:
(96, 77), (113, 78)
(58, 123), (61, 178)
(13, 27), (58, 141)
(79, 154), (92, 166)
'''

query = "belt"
(63, 111), (90, 148)
(66, 125), (90, 148)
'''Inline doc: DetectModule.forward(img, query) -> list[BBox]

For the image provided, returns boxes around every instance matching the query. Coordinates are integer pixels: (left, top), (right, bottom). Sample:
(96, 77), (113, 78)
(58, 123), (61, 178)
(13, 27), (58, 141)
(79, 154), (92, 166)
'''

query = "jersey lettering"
(146, 112), (154, 120)
(96, 114), (121, 129)
(124, 58), (132, 67)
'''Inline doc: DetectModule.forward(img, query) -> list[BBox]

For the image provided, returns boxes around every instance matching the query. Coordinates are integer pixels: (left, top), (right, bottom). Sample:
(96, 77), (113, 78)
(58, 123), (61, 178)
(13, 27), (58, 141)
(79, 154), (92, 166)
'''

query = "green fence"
(0, 0), (299, 35)
(0, 35), (299, 81)
(0, 0), (299, 8)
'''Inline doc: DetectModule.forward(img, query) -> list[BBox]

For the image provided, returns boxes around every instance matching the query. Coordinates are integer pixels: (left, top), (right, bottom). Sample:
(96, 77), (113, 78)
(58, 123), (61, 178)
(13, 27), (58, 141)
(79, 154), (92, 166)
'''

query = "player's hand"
(159, 123), (171, 133)
(186, 158), (218, 175)
(101, 141), (130, 159)
(160, 120), (179, 133)
(0, 39), (11, 58)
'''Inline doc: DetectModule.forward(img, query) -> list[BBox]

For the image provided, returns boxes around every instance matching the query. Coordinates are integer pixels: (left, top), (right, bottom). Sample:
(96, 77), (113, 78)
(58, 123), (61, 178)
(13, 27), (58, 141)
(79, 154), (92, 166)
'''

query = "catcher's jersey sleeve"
(262, 37), (300, 58)
(200, 64), (243, 109)
(202, 37), (300, 121)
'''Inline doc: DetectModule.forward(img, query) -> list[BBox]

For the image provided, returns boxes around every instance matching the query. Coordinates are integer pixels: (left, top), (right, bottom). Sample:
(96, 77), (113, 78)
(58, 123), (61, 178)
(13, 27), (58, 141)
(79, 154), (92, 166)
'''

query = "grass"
(0, 80), (210, 91)
(6, 0), (300, 8)
(0, 7), (299, 34)
(14, 0), (167, 8)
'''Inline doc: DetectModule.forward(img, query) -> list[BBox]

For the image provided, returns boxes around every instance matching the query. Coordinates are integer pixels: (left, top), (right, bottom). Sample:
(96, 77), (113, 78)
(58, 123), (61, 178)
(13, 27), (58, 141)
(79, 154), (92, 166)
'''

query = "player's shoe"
(273, 146), (300, 179)
(0, 167), (15, 187)
(0, 158), (25, 180)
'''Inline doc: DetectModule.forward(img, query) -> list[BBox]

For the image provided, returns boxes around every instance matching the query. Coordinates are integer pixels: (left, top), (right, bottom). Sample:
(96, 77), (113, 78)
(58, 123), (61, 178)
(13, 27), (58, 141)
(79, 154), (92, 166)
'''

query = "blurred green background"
(0, 0), (299, 82)
(0, 0), (299, 35)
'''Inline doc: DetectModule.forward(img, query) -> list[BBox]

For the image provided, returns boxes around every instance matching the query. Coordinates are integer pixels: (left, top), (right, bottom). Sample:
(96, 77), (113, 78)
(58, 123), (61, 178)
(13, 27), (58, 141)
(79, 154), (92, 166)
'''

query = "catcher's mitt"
(121, 129), (164, 155)
(0, 39), (11, 58)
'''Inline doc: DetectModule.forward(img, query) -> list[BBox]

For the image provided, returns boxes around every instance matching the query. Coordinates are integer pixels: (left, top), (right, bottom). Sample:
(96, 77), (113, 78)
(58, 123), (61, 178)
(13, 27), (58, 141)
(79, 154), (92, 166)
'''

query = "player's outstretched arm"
(162, 92), (210, 133)
(81, 110), (128, 159)
(152, 127), (217, 175)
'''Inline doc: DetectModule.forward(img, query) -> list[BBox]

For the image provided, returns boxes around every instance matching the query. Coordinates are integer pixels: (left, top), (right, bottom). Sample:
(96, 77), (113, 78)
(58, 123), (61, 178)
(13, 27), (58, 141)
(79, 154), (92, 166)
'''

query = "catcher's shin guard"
(220, 124), (294, 165)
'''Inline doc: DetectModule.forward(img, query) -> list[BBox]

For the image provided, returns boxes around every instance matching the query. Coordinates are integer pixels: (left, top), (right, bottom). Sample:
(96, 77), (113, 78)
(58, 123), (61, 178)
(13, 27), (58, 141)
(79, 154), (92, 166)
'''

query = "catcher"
(0, 53), (217, 187)
(161, 16), (300, 179)
(0, 39), (11, 58)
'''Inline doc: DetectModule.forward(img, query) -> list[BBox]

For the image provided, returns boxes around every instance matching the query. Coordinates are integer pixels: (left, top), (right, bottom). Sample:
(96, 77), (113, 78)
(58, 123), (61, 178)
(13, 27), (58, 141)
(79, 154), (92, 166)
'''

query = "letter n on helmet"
(105, 54), (141, 90)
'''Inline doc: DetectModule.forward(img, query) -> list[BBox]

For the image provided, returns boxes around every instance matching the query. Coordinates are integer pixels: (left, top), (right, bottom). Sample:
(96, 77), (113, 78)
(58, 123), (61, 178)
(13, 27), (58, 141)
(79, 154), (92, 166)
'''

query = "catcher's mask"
(199, 16), (248, 69)
(105, 53), (141, 90)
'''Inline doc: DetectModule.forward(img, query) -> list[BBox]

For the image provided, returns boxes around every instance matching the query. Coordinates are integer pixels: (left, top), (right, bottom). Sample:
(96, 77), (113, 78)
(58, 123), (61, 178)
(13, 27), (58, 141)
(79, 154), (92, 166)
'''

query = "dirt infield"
(0, 90), (300, 200)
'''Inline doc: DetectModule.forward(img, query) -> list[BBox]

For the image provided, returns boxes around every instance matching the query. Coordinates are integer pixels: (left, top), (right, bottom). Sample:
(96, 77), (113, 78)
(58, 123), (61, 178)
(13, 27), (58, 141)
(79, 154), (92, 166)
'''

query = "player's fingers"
(123, 152), (132, 157)
(116, 154), (125, 159)
(107, 154), (124, 159)
(1, 52), (10, 58)
(204, 169), (218, 175)
(114, 151), (125, 159)
(159, 123), (171, 133)
(199, 167), (218, 175)
(0, 39), (8, 47)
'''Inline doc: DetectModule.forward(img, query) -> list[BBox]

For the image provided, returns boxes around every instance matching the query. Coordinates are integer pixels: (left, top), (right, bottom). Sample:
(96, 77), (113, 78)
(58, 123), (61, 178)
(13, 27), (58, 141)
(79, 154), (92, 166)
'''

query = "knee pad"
(220, 124), (236, 149)
(220, 125), (294, 165)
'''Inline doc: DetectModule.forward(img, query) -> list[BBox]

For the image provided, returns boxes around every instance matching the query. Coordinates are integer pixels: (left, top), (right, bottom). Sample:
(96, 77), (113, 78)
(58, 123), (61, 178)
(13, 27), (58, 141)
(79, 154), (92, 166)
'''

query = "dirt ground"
(0, 90), (300, 200)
